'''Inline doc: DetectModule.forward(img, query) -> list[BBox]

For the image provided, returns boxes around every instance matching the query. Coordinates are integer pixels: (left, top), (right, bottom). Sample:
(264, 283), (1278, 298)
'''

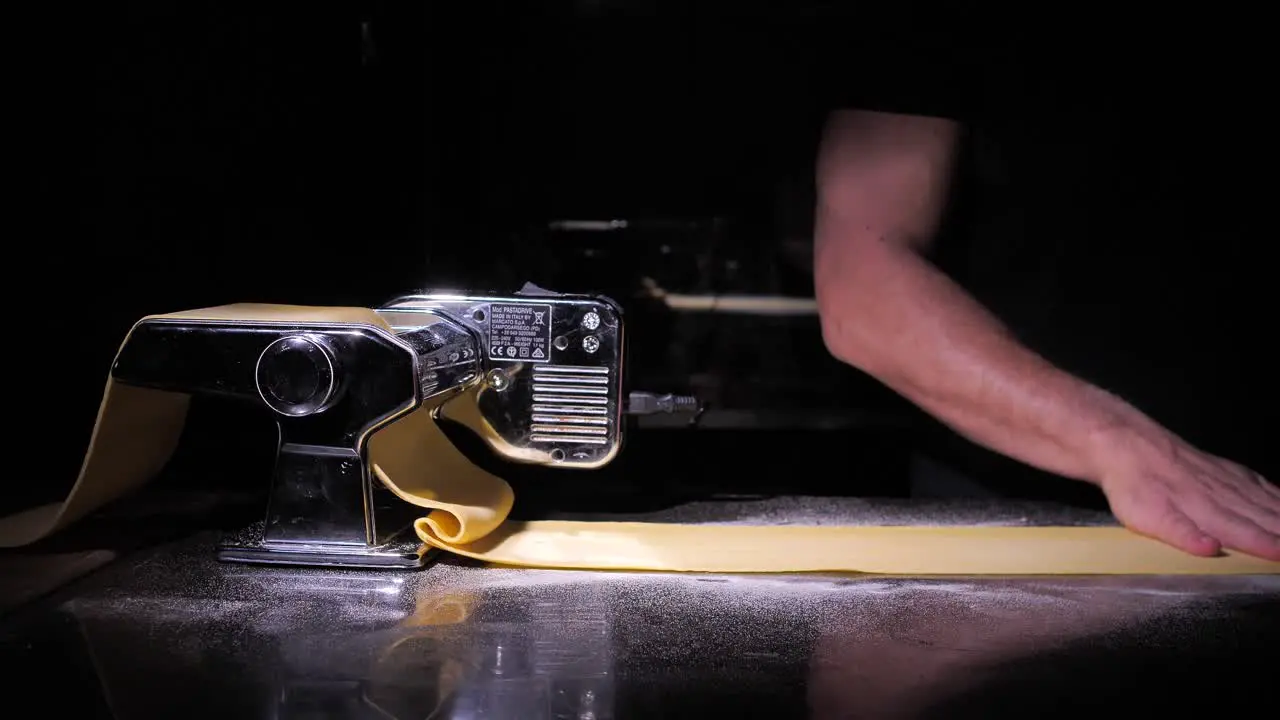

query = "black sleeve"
(809, 23), (979, 123)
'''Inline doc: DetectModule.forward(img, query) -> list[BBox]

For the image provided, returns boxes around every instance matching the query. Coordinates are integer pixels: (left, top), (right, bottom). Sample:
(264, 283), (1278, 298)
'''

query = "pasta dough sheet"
(2, 304), (1277, 576)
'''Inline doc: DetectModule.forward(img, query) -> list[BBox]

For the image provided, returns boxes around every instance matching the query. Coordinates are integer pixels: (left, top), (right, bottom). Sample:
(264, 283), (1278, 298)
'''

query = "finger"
(1127, 502), (1221, 557)
(1197, 505), (1280, 562)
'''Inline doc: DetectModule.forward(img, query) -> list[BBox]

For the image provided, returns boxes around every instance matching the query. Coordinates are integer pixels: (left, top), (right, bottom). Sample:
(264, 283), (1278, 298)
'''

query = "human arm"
(813, 109), (1280, 560)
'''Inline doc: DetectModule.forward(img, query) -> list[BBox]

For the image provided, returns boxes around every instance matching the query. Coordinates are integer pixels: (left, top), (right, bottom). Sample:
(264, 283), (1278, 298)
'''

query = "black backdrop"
(24, 3), (1276, 513)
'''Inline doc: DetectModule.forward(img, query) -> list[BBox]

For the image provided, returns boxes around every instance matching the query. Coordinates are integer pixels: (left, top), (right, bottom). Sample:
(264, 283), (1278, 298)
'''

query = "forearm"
(815, 224), (1159, 484)
(811, 109), (1280, 560)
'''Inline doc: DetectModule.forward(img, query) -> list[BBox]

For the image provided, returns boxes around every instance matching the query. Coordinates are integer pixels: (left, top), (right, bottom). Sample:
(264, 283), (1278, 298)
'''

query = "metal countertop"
(3, 495), (1276, 719)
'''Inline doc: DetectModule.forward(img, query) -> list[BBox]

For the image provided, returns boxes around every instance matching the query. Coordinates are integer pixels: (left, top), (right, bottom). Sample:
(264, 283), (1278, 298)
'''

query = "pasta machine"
(108, 284), (695, 569)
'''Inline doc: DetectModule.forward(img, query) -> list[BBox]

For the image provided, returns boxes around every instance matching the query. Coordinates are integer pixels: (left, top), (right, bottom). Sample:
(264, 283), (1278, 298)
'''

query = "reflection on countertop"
(3, 497), (1278, 719)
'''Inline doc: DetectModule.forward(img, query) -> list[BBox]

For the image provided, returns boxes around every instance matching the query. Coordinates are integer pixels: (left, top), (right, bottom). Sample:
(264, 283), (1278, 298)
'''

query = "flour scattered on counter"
(536, 495), (1118, 528)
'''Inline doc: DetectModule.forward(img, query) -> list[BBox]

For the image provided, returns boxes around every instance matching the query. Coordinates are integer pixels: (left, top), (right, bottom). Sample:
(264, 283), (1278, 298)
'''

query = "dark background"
(23, 2), (1275, 515)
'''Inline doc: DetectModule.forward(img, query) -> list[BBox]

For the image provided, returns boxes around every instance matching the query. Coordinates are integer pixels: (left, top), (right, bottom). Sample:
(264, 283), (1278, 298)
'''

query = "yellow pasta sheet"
(2, 304), (1276, 576)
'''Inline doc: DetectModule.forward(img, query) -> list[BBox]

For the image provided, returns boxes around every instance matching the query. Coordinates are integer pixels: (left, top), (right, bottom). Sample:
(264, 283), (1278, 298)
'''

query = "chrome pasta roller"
(106, 284), (696, 569)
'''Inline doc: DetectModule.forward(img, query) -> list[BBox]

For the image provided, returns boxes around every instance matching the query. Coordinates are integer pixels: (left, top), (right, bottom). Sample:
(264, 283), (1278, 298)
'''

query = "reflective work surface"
(3, 496), (1278, 719)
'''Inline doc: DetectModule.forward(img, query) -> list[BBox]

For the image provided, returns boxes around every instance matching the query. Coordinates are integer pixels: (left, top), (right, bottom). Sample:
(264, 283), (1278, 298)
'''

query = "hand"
(1094, 429), (1280, 561)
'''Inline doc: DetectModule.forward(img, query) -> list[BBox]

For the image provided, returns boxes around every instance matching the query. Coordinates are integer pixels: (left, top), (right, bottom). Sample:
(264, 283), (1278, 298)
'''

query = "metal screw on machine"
(486, 367), (512, 392)
(582, 335), (600, 353)
(581, 310), (600, 330)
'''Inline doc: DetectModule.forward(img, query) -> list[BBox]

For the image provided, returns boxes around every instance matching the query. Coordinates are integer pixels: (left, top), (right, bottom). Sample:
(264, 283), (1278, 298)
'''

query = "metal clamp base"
(216, 521), (432, 570)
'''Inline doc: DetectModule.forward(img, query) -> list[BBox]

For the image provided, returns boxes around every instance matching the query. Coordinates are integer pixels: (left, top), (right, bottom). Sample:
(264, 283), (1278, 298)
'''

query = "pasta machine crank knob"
(255, 334), (340, 417)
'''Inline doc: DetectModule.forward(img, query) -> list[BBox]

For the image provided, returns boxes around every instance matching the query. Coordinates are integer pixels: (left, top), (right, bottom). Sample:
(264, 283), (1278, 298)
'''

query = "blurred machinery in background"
(481, 213), (911, 433)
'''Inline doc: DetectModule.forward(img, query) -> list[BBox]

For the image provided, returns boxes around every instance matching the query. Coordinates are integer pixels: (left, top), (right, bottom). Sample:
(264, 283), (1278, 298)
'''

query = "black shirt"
(814, 21), (1276, 496)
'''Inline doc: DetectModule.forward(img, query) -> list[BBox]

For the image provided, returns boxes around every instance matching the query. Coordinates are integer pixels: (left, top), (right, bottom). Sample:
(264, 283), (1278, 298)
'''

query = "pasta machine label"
(487, 303), (553, 362)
